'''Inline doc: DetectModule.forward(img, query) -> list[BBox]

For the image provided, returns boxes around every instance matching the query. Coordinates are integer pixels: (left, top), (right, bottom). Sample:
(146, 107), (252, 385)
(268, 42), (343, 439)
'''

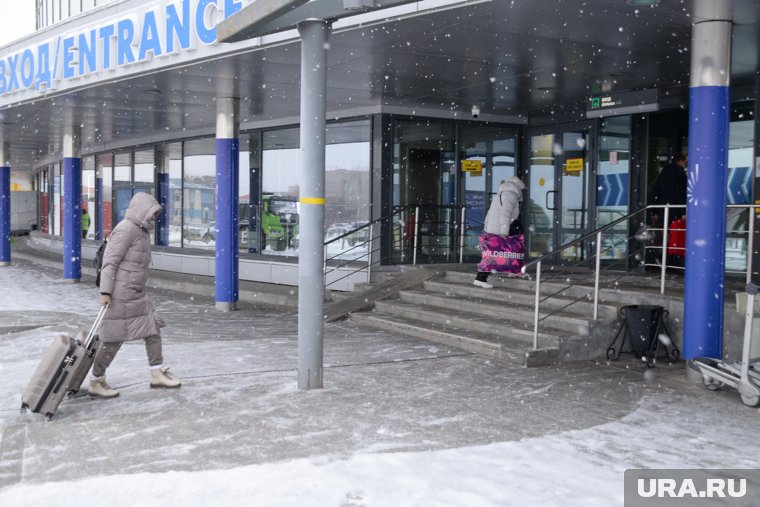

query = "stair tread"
(400, 288), (600, 327)
(426, 279), (619, 315)
(374, 299), (574, 345)
(350, 311), (554, 365)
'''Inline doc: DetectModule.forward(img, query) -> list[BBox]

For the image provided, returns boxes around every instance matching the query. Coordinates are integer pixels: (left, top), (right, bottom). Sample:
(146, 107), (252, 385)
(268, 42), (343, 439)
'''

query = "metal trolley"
(690, 283), (760, 407)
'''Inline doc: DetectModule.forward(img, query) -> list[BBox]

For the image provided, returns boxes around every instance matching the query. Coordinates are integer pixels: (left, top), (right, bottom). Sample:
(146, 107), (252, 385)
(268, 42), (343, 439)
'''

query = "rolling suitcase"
(20, 305), (108, 421)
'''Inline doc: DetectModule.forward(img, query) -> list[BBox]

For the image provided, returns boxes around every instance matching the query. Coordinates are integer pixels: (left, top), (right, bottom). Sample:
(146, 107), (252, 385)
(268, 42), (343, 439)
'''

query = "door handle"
(546, 190), (557, 211)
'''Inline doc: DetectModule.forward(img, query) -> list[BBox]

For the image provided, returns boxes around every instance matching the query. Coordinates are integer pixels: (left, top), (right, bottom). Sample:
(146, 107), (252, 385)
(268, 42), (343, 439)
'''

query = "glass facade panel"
(528, 134), (555, 257)
(82, 157), (96, 239)
(97, 153), (113, 238)
(325, 120), (371, 259)
(392, 120), (456, 263)
(262, 128), (301, 254)
(39, 169), (49, 233)
(238, 137), (254, 252)
(183, 138), (216, 249)
(460, 125), (517, 260)
(52, 164), (61, 236)
(166, 143), (183, 247)
(726, 101), (755, 273)
(113, 152), (132, 224)
(134, 149), (155, 185)
(596, 116), (631, 263)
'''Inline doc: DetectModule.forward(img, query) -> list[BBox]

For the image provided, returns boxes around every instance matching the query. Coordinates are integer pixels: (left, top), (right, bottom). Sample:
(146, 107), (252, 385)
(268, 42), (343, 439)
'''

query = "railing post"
(660, 206), (670, 294)
(594, 231), (602, 320)
(459, 206), (466, 264)
(413, 206), (419, 265)
(533, 260), (541, 350)
(323, 243), (328, 284)
(367, 223), (374, 284)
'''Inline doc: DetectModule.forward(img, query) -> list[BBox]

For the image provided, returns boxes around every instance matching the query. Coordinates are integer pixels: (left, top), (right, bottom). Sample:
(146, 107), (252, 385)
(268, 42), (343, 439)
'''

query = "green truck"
(262, 194), (299, 251)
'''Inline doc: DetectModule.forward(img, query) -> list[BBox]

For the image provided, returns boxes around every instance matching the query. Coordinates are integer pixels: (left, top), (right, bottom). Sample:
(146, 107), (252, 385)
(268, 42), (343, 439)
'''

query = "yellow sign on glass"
(461, 159), (483, 176)
(565, 158), (584, 175)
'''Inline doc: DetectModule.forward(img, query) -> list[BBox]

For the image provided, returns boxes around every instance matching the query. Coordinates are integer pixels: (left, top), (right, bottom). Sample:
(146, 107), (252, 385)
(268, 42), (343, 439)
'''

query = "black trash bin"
(606, 304), (679, 365)
(621, 305), (664, 357)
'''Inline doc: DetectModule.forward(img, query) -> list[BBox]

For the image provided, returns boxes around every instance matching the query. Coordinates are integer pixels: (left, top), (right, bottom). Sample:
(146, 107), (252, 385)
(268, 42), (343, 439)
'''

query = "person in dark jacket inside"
(651, 153), (688, 223)
(89, 192), (181, 398)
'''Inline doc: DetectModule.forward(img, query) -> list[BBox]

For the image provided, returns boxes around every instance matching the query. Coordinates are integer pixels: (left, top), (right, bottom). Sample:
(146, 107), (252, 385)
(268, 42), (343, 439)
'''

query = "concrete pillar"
(215, 97), (240, 312)
(62, 128), (82, 282)
(0, 142), (9, 267)
(297, 19), (331, 390)
(683, 0), (733, 359)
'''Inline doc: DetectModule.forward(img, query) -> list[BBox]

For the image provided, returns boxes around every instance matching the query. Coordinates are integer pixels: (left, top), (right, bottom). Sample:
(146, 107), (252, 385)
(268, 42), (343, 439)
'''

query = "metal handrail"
(323, 204), (473, 289)
(521, 203), (759, 350)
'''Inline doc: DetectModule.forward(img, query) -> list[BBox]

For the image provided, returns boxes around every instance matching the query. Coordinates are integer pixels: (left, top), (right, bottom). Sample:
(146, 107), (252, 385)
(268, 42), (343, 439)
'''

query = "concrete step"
(349, 310), (559, 367)
(374, 299), (569, 348)
(425, 279), (619, 319)
(398, 289), (594, 335)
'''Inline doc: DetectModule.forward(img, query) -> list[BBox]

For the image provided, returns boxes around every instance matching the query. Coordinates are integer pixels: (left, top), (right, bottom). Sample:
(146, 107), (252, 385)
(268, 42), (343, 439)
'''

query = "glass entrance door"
(528, 125), (593, 264)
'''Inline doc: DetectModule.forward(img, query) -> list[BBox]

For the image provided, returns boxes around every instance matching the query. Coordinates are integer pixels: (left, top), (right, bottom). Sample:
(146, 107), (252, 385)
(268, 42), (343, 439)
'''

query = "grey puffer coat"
(98, 192), (165, 343)
(483, 180), (522, 236)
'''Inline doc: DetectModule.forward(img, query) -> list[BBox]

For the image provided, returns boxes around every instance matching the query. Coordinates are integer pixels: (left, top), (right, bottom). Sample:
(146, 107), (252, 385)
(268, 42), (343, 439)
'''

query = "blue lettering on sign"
(0, 0), (245, 97)
(117, 19), (136, 66)
(139, 10), (163, 60)
(7, 54), (20, 92)
(196, 0), (217, 45)
(36, 43), (52, 91)
(99, 24), (116, 70)
(63, 36), (77, 79)
(79, 30), (98, 76)
(166, 0), (191, 53)
(20, 49), (35, 88)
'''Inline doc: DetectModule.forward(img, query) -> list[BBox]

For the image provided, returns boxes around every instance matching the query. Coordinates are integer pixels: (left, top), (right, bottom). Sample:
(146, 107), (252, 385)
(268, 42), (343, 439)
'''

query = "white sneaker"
(150, 367), (182, 389)
(473, 280), (493, 289)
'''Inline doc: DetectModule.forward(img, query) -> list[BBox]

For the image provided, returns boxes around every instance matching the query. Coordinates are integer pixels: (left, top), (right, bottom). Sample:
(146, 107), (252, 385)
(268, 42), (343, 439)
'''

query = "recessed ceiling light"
(626, 0), (660, 6)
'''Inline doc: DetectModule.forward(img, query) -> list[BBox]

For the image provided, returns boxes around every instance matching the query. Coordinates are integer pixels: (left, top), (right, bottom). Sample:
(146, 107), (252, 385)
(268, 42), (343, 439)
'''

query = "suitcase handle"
(83, 305), (108, 349)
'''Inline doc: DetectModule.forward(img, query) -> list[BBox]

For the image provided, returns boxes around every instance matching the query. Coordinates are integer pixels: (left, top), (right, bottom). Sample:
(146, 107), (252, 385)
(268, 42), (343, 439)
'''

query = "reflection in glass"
(82, 157), (96, 239)
(183, 138), (216, 250)
(166, 143), (183, 247)
(528, 134), (555, 257)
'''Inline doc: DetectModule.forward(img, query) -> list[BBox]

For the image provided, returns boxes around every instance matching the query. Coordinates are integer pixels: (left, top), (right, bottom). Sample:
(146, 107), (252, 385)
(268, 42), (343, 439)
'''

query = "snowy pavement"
(0, 258), (758, 507)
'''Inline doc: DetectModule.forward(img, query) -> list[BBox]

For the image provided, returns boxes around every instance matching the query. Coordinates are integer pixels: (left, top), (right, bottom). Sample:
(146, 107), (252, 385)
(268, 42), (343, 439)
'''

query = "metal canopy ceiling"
(2, 0), (759, 174)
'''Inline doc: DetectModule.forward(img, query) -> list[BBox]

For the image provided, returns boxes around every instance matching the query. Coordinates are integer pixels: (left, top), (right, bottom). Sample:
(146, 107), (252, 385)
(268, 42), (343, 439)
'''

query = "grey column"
(297, 19), (331, 390)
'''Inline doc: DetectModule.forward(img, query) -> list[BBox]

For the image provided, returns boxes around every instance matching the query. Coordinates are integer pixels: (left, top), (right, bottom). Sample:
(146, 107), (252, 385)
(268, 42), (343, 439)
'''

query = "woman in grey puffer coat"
(89, 192), (181, 398)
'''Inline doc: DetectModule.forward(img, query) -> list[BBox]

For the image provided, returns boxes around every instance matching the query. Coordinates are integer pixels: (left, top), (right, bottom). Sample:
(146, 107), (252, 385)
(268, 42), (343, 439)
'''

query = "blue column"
(215, 97), (240, 311)
(0, 165), (10, 267)
(63, 157), (82, 281)
(156, 148), (170, 246)
(683, 1), (732, 359)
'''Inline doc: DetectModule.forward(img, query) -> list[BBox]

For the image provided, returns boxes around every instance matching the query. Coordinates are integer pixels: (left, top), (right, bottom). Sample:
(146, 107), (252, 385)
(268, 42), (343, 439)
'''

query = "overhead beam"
(217, 0), (418, 42)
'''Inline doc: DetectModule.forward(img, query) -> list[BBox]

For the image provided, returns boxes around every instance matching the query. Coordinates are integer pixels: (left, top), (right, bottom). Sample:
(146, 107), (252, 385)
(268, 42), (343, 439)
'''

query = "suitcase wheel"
(44, 413), (54, 422)
(20, 403), (28, 414)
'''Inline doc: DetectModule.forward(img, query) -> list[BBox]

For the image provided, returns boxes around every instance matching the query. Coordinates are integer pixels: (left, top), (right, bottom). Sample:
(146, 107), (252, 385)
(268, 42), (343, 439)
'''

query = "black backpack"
(94, 241), (107, 287)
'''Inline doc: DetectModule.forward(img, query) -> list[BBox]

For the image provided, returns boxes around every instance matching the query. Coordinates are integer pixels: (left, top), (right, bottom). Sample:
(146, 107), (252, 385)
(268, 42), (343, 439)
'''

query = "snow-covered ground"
(0, 259), (758, 507)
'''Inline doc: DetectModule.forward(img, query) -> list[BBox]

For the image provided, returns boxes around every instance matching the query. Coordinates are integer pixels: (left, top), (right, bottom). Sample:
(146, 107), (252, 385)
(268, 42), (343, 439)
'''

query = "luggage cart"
(690, 283), (760, 407)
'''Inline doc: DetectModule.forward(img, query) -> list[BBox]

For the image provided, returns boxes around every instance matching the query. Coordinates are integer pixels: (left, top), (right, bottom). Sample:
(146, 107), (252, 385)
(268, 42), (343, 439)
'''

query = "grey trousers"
(92, 335), (163, 378)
